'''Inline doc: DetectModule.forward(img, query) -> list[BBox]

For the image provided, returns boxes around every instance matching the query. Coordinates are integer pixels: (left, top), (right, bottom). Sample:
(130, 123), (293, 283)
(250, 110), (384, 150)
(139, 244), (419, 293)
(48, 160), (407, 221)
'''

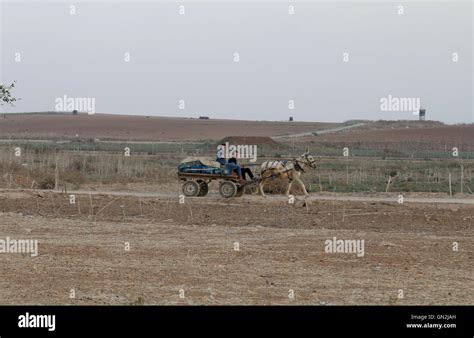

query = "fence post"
(448, 172), (452, 197)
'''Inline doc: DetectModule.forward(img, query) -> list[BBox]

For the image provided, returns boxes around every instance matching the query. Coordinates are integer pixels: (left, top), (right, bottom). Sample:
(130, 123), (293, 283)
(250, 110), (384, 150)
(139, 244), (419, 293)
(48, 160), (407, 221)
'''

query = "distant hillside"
(0, 113), (340, 142)
(295, 122), (474, 152)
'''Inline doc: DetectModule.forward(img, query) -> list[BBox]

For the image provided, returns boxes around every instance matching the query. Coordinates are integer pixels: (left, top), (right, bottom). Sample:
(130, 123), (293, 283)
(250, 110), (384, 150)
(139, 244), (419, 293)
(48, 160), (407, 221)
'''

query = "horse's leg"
(286, 180), (293, 196)
(294, 174), (308, 196)
(258, 178), (267, 197)
(285, 172), (293, 196)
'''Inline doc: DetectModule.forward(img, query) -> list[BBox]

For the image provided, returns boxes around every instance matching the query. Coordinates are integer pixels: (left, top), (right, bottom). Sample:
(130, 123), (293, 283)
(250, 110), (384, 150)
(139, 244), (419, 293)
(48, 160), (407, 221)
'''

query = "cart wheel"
(182, 180), (200, 197)
(197, 180), (208, 196)
(235, 186), (245, 197)
(219, 181), (237, 198)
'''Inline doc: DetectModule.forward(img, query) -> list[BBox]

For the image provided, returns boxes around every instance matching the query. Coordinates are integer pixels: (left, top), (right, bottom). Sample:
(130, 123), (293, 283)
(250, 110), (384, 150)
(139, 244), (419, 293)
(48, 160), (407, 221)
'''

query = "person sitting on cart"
(216, 144), (242, 179)
(228, 156), (255, 181)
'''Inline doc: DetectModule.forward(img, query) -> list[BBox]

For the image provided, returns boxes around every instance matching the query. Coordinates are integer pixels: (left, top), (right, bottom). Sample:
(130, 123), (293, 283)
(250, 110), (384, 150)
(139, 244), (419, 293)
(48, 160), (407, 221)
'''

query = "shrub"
(38, 176), (55, 189)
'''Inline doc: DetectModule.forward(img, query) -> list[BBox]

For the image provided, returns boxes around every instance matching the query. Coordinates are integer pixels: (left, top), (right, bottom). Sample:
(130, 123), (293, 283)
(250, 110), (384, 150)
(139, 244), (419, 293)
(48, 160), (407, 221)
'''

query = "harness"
(263, 157), (315, 182)
(281, 160), (291, 171)
(293, 159), (305, 173)
(260, 155), (318, 186)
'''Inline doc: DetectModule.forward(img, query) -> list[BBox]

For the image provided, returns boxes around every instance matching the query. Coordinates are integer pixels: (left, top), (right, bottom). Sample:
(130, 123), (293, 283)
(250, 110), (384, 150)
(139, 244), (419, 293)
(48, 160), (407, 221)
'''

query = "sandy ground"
(0, 191), (472, 305)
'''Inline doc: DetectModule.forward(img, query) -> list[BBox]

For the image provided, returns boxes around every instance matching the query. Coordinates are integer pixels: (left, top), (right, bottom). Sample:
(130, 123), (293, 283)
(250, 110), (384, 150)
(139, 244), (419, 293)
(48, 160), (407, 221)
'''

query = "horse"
(257, 149), (319, 197)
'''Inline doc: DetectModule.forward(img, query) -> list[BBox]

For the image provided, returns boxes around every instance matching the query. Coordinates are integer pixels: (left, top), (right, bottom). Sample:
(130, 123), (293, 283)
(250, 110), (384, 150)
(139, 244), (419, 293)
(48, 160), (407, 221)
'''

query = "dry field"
(0, 190), (472, 305)
(0, 113), (338, 142)
(0, 114), (473, 306)
(298, 123), (474, 152)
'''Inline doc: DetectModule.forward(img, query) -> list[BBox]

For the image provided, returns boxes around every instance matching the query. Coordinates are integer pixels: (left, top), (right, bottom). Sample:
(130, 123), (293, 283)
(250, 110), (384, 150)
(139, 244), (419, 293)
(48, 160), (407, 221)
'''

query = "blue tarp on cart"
(178, 157), (224, 175)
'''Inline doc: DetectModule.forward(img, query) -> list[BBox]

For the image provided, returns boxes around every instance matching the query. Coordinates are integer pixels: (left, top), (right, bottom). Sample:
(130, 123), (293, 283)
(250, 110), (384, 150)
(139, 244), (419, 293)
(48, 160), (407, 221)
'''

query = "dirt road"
(273, 122), (367, 139)
(1, 189), (472, 205)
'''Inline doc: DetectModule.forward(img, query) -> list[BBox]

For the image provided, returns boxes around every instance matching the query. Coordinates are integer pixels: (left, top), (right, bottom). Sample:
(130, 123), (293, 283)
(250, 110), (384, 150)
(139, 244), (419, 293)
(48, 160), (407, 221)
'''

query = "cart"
(178, 171), (259, 198)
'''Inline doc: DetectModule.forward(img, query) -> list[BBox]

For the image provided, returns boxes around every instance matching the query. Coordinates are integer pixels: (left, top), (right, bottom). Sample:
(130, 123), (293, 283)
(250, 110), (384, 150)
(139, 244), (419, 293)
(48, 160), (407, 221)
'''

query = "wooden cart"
(178, 172), (257, 198)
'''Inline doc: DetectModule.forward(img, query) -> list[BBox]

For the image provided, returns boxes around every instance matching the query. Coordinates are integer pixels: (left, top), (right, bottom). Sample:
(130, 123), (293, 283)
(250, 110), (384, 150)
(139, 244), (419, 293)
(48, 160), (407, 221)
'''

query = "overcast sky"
(0, 0), (472, 123)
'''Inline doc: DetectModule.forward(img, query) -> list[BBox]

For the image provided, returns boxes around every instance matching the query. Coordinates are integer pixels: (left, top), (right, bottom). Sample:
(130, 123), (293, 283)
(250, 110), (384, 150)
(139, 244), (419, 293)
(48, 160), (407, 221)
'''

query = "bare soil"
(298, 124), (474, 151)
(0, 113), (338, 142)
(0, 191), (472, 305)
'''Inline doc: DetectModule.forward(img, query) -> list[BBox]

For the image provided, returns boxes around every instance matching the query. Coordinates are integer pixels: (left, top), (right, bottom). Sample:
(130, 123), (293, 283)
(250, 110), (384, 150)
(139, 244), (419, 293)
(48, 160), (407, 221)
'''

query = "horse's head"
(299, 149), (319, 169)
